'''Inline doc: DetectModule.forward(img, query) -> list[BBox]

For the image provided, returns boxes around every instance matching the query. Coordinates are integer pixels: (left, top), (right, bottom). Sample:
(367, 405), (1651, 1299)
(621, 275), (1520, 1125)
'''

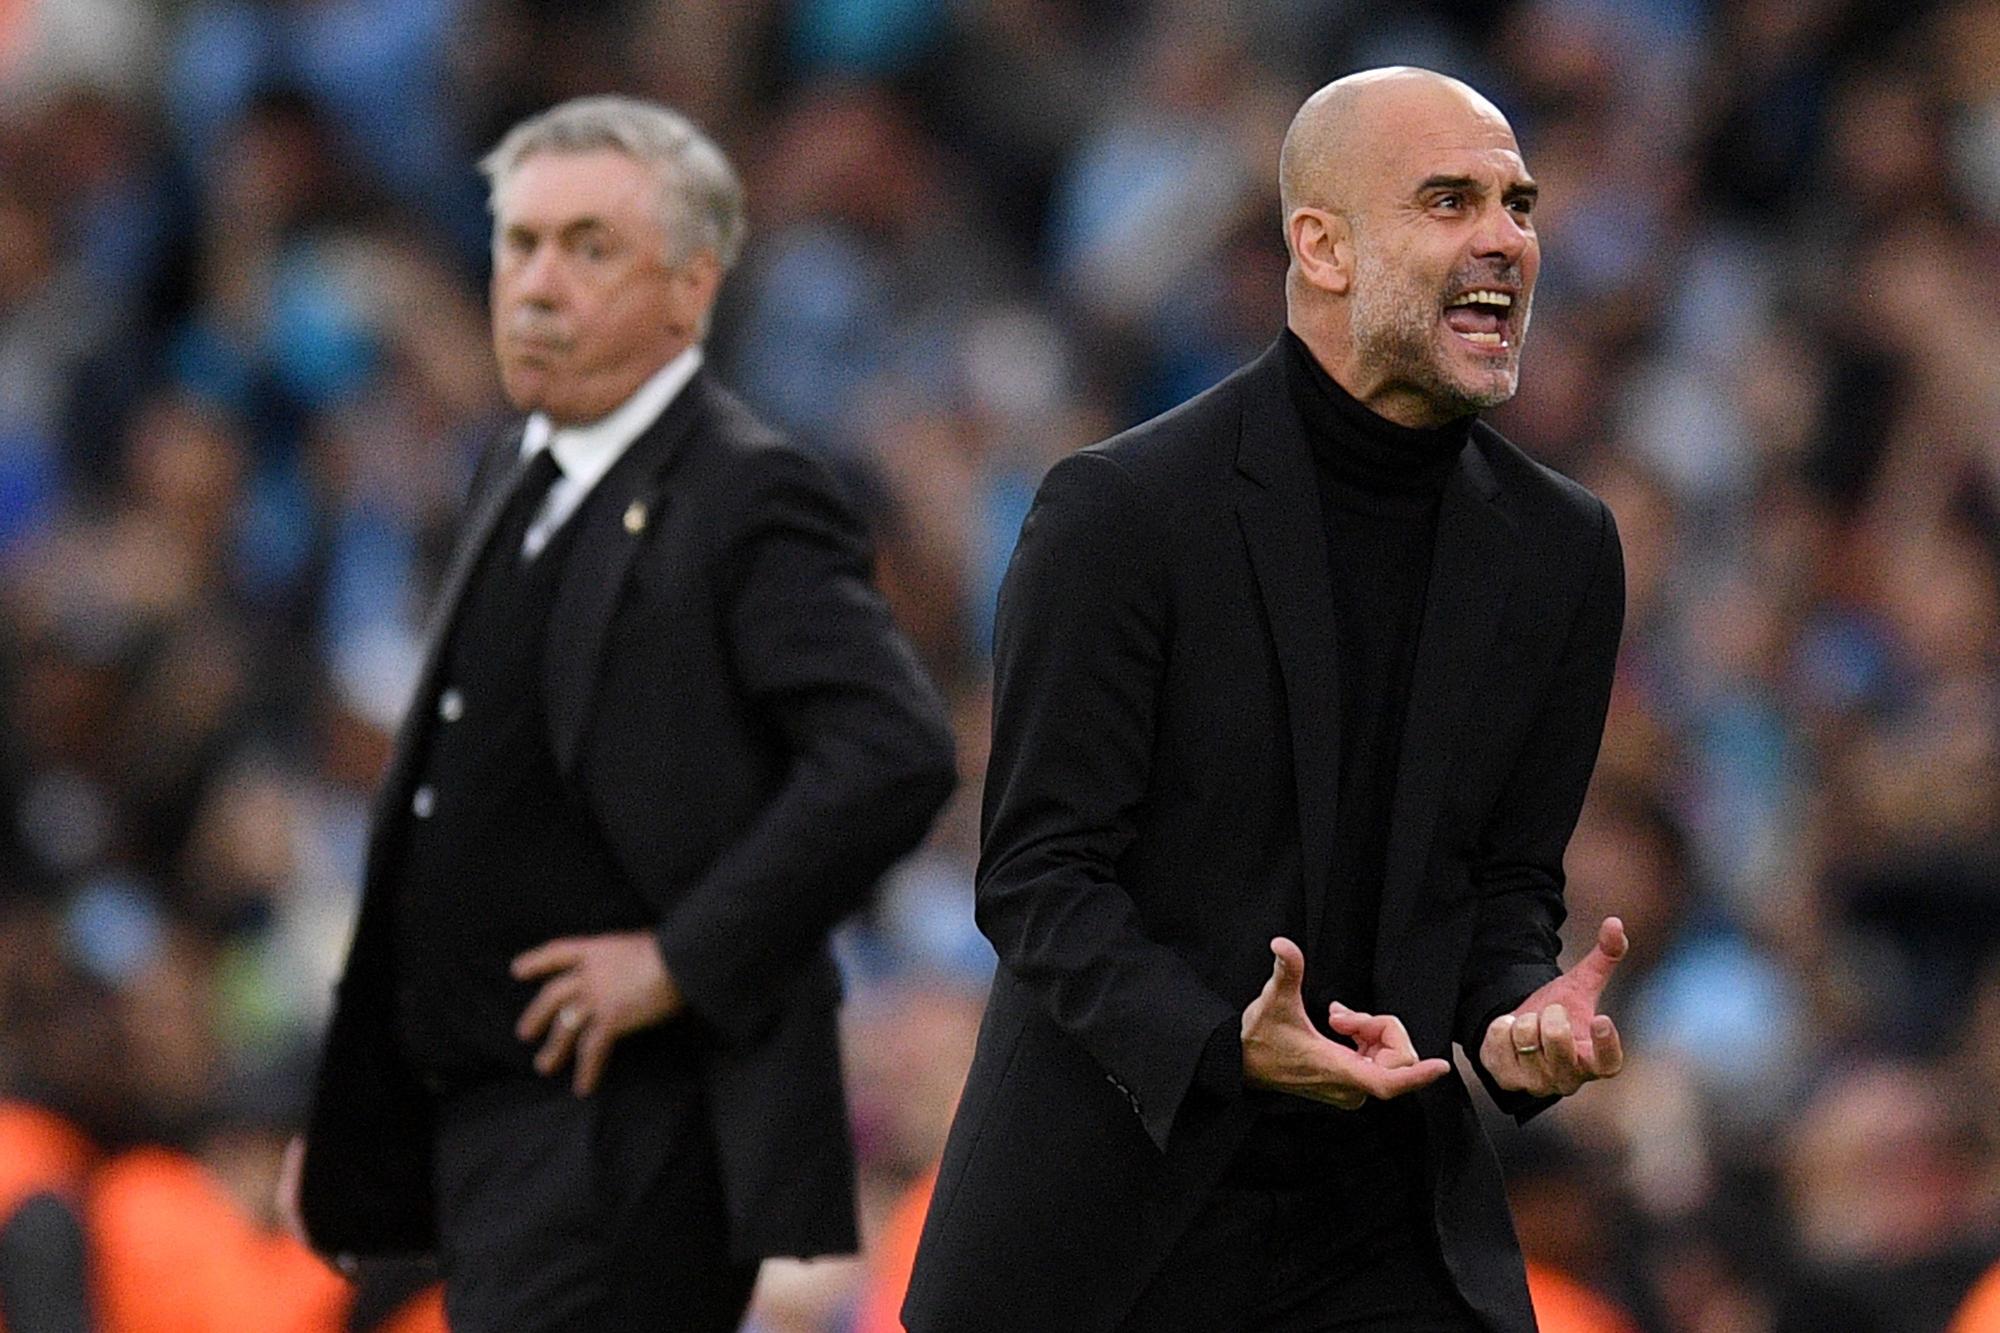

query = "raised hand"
(1481, 916), (1628, 1097)
(1241, 937), (1450, 1110)
(512, 930), (683, 1096)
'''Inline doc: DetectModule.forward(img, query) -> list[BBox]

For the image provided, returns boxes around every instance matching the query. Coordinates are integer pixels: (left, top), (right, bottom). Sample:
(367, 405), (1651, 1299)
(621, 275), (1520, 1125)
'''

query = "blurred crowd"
(2, 0), (1999, 1329)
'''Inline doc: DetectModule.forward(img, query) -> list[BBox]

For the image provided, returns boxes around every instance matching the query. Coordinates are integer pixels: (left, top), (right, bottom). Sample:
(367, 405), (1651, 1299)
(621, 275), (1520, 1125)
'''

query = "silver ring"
(557, 1005), (585, 1032)
(1514, 1043), (1540, 1055)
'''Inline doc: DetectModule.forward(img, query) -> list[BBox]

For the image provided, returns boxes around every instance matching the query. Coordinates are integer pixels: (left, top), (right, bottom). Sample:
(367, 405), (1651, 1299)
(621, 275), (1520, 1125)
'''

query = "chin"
(499, 369), (545, 413)
(1440, 357), (1519, 412)
(1468, 373), (1519, 410)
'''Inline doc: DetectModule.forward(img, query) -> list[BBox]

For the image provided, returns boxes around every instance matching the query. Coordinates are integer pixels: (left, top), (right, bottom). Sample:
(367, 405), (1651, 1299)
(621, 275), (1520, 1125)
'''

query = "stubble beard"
(1348, 248), (1529, 420)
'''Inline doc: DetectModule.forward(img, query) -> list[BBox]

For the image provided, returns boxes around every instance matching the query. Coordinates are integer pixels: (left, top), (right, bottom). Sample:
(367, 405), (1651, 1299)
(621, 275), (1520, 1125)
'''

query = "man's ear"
(1288, 207), (1353, 297)
(669, 249), (725, 339)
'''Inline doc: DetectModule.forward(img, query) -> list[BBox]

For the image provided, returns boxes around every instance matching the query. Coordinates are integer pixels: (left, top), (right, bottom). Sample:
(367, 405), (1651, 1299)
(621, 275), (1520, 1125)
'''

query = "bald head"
(1277, 67), (1541, 427)
(1279, 67), (1518, 225)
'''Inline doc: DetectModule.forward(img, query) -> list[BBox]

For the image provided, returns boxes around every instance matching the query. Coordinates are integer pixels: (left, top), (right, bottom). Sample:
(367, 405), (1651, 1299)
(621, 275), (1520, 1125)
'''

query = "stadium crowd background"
(2, 0), (2000, 1328)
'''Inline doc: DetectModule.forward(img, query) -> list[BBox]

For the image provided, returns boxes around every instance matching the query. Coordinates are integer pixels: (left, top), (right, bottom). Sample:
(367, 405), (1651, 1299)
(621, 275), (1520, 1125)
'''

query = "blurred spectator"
(1777, 1060), (2000, 1331)
(1562, 777), (1809, 1130)
(0, 0), (1995, 1327)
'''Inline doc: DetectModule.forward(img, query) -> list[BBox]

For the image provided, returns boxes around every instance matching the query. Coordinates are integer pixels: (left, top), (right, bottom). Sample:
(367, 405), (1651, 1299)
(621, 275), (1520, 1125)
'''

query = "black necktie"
(494, 448), (564, 566)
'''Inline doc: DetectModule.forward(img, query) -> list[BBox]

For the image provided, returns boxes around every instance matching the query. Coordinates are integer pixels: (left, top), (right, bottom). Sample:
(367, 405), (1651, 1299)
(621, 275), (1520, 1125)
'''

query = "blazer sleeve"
(1454, 497), (1625, 1120)
(975, 450), (1240, 1154)
(653, 446), (957, 1044)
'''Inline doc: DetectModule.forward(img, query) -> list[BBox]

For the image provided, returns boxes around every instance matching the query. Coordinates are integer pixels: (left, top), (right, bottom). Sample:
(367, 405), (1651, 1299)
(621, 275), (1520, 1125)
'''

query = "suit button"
(437, 689), (464, 722)
(411, 786), (436, 818)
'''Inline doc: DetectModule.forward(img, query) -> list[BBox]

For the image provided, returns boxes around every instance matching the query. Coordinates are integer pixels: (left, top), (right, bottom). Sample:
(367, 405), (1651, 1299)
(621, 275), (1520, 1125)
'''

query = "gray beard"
(1348, 250), (1528, 419)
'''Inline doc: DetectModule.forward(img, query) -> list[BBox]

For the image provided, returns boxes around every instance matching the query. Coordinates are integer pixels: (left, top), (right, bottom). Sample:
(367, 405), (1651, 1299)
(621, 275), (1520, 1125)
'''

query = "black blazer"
(904, 341), (1623, 1332)
(300, 369), (956, 1263)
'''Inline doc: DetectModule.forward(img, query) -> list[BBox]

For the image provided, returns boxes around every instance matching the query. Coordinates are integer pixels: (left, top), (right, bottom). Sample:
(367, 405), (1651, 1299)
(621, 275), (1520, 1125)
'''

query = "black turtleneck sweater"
(1283, 329), (1471, 1015)
(1195, 332), (1472, 1125)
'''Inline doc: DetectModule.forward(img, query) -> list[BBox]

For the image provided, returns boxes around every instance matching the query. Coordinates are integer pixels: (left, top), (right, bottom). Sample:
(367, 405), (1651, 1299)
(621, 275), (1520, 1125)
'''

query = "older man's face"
(1346, 97), (1540, 419)
(490, 149), (705, 426)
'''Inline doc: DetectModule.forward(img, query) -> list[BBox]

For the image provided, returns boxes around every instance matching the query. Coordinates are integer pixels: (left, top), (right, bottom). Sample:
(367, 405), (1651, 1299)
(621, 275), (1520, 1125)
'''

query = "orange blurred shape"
(1953, 1259), (2000, 1333)
(376, 1284), (447, 1333)
(88, 1147), (351, 1333)
(854, 1172), (1640, 1333)
(0, 1100), (93, 1223)
(854, 1167), (937, 1333)
(0, 1100), (97, 1333)
(1527, 1260), (1639, 1333)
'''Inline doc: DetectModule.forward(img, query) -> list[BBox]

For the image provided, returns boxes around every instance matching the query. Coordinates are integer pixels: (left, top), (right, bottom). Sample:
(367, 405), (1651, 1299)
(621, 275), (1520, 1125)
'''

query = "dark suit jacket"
(300, 368), (956, 1264)
(904, 341), (1623, 1332)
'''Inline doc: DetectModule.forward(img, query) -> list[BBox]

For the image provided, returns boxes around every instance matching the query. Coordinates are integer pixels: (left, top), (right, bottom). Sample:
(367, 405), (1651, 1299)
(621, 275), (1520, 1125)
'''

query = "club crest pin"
(623, 500), (648, 535)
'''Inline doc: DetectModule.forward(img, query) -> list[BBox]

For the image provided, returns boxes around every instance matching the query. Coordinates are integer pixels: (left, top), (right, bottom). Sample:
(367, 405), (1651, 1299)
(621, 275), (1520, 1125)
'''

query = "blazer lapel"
(1233, 344), (1342, 954)
(1373, 433), (1516, 996)
(363, 426), (531, 871)
(542, 372), (706, 778)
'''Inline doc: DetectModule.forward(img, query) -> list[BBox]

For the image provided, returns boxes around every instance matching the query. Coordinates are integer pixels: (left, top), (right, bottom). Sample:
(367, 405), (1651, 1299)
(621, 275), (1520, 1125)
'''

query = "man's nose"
(1472, 204), (1530, 264)
(510, 245), (565, 304)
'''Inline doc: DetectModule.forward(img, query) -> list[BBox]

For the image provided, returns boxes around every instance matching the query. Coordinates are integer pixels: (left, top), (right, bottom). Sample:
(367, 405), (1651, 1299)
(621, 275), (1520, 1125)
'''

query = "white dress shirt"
(517, 345), (703, 559)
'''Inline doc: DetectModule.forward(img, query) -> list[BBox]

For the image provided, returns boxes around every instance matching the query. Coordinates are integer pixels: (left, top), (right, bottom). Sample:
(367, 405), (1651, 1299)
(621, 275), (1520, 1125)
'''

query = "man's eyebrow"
(502, 216), (616, 237)
(1414, 174), (1481, 196)
(1411, 175), (1541, 202)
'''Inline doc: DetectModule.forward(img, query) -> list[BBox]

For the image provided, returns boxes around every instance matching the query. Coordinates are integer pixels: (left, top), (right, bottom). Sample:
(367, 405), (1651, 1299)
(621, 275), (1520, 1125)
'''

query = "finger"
(535, 1003), (587, 1076)
(1324, 1004), (1386, 1040)
(516, 975), (582, 1042)
(1268, 937), (1306, 999)
(1375, 1013), (1415, 1059)
(512, 938), (585, 981)
(572, 1024), (614, 1097)
(1325, 1006), (1394, 1063)
(1569, 916), (1629, 1002)
(1328, 1006), (1418, 1063)
(1513, 1008), (1555, 1091)
(1359, 1057), (1452, 1100)
(1585, 1014), (1625, 1080)
(1481, 1013), (1516, 1068)
(1482, 1016), (1548, 1095)
(1540, 1004), (1582, 1093)
(1510, 1010), (1541, 1058)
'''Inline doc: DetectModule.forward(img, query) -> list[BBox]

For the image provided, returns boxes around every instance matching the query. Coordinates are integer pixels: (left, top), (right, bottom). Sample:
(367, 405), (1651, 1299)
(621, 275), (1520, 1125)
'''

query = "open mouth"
(1442, 289), (1514, 350)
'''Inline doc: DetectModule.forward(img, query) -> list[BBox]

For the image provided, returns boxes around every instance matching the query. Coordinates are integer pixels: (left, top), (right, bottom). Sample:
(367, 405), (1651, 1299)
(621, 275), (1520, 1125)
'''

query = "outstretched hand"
(1241, 937), (1450, 1110)
(1481, 916), (1628, 1097)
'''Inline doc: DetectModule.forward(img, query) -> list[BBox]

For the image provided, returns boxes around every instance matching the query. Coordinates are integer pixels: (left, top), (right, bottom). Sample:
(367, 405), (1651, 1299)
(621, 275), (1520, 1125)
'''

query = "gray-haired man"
(294, 96), (955, 1331)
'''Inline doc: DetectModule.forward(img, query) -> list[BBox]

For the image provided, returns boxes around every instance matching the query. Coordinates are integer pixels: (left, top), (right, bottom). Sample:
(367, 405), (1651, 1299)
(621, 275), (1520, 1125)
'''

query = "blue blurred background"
(3, 0), (2000, 1329)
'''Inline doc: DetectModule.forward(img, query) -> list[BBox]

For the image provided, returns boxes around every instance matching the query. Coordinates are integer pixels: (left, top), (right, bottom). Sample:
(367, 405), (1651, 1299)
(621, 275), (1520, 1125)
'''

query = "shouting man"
(906, 67), (1627, 1332)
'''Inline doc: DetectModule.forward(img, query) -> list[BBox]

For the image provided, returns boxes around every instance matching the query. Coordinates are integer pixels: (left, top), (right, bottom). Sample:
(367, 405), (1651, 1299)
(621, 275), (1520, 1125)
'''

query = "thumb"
(1268, 937), (1306, 997)
(1569, 916), (1629, 998)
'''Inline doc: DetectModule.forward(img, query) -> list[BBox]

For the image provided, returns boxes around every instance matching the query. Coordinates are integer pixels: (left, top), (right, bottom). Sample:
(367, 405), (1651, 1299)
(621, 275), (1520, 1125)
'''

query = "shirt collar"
(519, 344), (703, 487)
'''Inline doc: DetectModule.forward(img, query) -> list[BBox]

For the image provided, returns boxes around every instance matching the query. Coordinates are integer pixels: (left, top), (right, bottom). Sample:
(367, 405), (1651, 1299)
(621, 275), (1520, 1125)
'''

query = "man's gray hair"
(480, 95), (747, 270)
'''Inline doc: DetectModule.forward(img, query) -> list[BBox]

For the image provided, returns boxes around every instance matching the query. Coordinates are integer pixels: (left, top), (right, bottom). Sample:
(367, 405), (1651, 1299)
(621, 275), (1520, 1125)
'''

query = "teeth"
(1462, 331), (1504, 345)
(1456, 290), (1512, 307)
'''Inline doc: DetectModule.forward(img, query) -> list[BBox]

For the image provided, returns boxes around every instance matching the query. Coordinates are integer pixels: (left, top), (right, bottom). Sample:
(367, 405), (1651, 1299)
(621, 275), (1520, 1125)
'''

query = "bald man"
(905, 69), (1627, 1332)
